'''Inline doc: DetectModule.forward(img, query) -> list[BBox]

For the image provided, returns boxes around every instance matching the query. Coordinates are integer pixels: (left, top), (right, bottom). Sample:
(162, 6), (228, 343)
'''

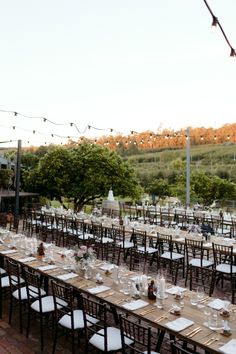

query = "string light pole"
(14, 139), (21, 229)
(186, 127), (191, 208)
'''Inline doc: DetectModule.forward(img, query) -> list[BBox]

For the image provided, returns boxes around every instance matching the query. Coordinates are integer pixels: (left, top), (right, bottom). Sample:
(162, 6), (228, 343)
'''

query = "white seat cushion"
(143, 351), (159, 354)
(0, 276), (10, 288)
(31, 295), (67, 313)
(117, 241), (134, 249)
(101, 237), (114, 244)
(137, 246), (158, 254)
(59, 309), (99, 329)
(0, 268), (6, 275)
(216, 264), (236, 274)
(89, 327), (133, 352)
(161, 252), (184, 260)
(190, 259), (213, 267)
(78, 233), (92, 240)
(13, 286), (46, 300)
(10, 275), (25, 286)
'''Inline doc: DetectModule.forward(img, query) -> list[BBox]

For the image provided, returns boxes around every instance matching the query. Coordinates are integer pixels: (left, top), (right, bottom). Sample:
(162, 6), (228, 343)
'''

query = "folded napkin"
(43, 243), (53, 249)
(122, 299), (149, 311)
(176, 237), (185, 242)
(57, 272), (79, 280)
(38, 265), (58, 271)
(87, 285), (111, 294)
(166, 286), (187, 295)
(204, 243), (212, 248)
(18, 256), (37, 263)
(0, 249), (18, 254)
(165, 317), (194, 332)
(219, 339), (236, 354)
(99, 264), (114, 271)
(58, 250), (73, 256)
(208, 299), (225, 310)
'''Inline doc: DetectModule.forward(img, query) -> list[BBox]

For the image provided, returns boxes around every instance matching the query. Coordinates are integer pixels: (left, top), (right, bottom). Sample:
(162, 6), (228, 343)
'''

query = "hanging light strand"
(203, 0), (236, 57)
(0, 109), (124, 136)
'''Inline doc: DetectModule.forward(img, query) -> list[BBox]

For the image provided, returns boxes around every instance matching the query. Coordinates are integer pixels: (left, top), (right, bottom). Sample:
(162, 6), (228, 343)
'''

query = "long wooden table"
(0, 235), (235, 354)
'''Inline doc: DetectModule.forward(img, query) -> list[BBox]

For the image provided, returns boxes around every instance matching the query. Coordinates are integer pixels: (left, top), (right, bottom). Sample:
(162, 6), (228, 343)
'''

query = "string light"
(230, 48), (236, 57)
(211, 15), (218, 28)
(0, 110), (235, 149)
(203, 0), (236, 58)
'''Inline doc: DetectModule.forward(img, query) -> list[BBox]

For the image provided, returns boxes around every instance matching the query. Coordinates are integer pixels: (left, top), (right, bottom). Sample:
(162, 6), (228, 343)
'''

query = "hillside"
(123, 143), (236, 184)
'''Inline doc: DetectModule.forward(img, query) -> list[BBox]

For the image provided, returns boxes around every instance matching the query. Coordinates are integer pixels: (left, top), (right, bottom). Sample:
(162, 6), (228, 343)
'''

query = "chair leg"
(8, 297), (13, 325)
(26, 307), (30, 338)
(19, 303), (23, 334)
(185, 266), (189, 287)
(52, 324), (58, 354)
(40, 315), (44, 351)
(0, 289), (2, 319)
(174, 263), (179, 285)
(71, 329), (75, 354)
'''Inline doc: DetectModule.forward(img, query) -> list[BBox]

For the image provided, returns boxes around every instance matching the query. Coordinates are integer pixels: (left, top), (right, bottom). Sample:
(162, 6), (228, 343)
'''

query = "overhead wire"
(203, 0), (236, 57)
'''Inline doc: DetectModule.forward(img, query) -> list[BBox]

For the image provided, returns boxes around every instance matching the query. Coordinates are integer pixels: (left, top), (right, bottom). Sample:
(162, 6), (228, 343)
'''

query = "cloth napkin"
(18, 256), (36, 263)
(57, 272), (79, 280)
(122, 299), (149, 311)
(165, 317), (194, 332)
(0, 249), (18, 254)
(175, 237), (185, 242)
(204, 243), (212, 248)
(99, 264), (114, 271)
(208, 299), (225, 310)
(219, 339), (236, 354)
(38, 265), (58, 271)
(166, 286), (187, 295)
(87, 285), (111, 294)
(57, 250), (73, 256)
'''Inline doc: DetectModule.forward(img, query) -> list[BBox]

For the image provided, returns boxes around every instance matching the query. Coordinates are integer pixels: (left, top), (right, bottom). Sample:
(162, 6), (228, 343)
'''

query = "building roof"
(0, 190), (39, 198)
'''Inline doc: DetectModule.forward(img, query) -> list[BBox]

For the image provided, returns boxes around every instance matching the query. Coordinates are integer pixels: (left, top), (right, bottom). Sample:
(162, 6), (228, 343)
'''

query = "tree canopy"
(0, 169), (14, 189)
(22, 143), (142, 210)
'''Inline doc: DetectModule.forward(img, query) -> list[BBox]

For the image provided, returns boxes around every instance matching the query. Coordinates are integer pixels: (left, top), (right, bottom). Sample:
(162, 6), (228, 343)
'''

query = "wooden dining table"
(0, 233), (236, 354)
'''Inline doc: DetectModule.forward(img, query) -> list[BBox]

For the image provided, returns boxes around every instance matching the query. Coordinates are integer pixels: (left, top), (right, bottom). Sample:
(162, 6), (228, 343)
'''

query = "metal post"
(14, 139), (22, 228)
(186, 128), (191, 208)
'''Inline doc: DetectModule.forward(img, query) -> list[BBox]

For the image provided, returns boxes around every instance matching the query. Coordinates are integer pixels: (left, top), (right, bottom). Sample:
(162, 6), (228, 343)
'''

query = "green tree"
(147, 179), (170, 199)
(22, 144), (142, 211)
(0, 169), (14, 189)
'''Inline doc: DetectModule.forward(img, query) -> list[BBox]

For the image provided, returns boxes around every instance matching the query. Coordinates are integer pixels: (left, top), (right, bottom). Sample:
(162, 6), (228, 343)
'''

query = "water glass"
(156, 297), (164, 309)
(190, 291), (198, 306)
(123, 280), (131, 295)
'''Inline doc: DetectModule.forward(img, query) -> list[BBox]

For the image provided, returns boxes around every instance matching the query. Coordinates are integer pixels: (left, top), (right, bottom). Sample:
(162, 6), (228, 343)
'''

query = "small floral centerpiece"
(188, 224), (201, 234)
(74, 245), (96, 269)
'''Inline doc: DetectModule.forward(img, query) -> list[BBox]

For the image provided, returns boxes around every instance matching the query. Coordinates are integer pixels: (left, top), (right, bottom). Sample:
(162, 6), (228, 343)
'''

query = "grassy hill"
(123, 143), (236, 185)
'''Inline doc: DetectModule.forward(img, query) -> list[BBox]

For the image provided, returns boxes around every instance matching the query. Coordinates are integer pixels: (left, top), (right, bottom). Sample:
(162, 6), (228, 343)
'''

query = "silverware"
(188, 328), (202, 338)
(206, 337), (219, 346)
(199, 296), (209, 303)
(100, 291), (114, 298)
(139, 308), (155, 316)
(186, 326), (201, 337)
(203, 337), (214, 345)
(154, 315), (168, 323)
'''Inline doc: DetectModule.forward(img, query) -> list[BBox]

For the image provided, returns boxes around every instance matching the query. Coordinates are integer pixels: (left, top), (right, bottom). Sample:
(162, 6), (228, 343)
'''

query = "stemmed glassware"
(196, 286), (205, 306)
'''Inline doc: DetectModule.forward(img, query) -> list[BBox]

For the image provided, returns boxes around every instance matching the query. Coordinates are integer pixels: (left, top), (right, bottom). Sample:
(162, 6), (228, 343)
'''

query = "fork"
(100, 291), (114, 298)
(139, 308), (155, 316)
(154, 315), (168, 323)
(206, 337), (219, 346)
(203, 337), (215, 345)
(188, 328), (202, 338)
(186, 326), (201, 337)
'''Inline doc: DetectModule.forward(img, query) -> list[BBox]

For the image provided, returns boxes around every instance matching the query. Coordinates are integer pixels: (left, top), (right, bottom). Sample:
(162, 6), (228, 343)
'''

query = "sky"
(0, 0), (236, 148)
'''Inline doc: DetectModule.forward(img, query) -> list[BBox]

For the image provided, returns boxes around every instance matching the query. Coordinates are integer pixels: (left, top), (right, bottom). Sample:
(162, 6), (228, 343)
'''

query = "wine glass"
(196, 286), (206, 308)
